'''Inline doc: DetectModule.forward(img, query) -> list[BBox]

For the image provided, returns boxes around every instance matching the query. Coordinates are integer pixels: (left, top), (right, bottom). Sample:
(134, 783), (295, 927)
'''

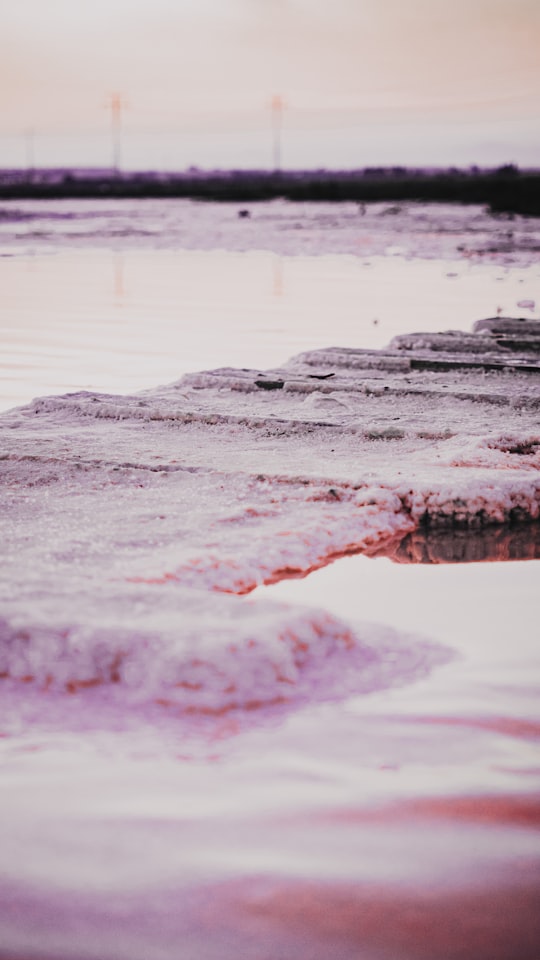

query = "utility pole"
(270, 94), (285, 172)
(105, 92), (128, 175)
(24, 127), (35, 181)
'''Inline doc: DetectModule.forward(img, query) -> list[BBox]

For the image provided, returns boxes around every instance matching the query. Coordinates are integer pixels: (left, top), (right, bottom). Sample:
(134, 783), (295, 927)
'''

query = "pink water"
(1, 550), (538, 960)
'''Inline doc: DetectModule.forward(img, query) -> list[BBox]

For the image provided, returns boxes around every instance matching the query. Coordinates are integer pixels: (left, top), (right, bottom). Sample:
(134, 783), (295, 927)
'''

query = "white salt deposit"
(1, 198), (539, 265)
(1, 315), (538, 713)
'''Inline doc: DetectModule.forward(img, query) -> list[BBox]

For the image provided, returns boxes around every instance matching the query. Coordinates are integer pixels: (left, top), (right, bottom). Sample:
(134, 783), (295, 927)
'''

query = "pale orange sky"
(1, 0), (539, 168)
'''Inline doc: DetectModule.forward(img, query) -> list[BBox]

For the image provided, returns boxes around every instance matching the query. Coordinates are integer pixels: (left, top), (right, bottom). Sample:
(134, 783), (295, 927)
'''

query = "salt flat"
(1, 201), (539, 960)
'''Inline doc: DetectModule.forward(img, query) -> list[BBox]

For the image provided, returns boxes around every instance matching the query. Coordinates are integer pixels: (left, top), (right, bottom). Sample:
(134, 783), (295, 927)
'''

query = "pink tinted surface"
(1, 198), (539, 411)
(1, 554), (539, 960)
(0, 201), (539, 959)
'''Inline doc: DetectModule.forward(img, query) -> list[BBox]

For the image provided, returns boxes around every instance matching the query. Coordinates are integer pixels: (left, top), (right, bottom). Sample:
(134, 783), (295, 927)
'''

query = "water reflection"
(1, 246), (539, 411)
(113, 251), (126, 304)
(272, 255), (284, 297)
(381, 522), (540, 565)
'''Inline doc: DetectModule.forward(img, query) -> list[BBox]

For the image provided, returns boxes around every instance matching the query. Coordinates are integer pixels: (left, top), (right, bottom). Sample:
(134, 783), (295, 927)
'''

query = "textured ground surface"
(1, 315), (539, 705)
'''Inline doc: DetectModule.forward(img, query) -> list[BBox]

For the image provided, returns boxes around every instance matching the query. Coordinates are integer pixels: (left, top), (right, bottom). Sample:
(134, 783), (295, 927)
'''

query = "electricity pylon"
(105, 92), (128, 174)
(270, 94), (285, 172)
(24, 127), (35, 180)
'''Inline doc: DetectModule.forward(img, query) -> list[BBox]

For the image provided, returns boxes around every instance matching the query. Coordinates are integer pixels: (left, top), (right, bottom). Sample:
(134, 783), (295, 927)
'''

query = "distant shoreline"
(0, 166), (539, 216)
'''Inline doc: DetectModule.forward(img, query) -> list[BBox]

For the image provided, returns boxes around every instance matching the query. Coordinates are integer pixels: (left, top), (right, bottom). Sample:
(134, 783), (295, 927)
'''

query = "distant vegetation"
(0, 165), (538, 216)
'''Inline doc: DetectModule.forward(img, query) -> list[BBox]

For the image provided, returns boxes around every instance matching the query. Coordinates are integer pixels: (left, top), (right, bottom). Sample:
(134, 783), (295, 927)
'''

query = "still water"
(1, 244), (539, 411)
(0, 203), (539, 960)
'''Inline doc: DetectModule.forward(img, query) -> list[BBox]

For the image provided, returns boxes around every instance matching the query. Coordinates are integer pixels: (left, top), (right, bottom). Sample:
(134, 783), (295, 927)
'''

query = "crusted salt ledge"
(1, 317), (539, 709)
(0, 585), (448, 711)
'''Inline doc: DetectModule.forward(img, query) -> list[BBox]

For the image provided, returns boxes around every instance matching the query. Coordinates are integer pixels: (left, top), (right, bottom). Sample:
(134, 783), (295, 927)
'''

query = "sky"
(1, 0), (539, 170)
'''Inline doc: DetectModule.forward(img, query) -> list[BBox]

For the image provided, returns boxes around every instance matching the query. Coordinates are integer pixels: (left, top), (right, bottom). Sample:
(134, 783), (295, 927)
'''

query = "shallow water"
(0, 200), (539, 960)
(1, 549), (539, 960)
(1, 199), (539, 411)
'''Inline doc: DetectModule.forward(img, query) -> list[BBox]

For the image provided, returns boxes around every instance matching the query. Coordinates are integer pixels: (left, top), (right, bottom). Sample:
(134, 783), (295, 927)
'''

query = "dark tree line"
(0, 166), (538, 216)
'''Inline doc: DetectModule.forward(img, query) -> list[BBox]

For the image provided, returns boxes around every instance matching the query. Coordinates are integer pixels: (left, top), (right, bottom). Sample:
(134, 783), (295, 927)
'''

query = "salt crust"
(2, 199), (540, 266)
(1, 318), (539, 709)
